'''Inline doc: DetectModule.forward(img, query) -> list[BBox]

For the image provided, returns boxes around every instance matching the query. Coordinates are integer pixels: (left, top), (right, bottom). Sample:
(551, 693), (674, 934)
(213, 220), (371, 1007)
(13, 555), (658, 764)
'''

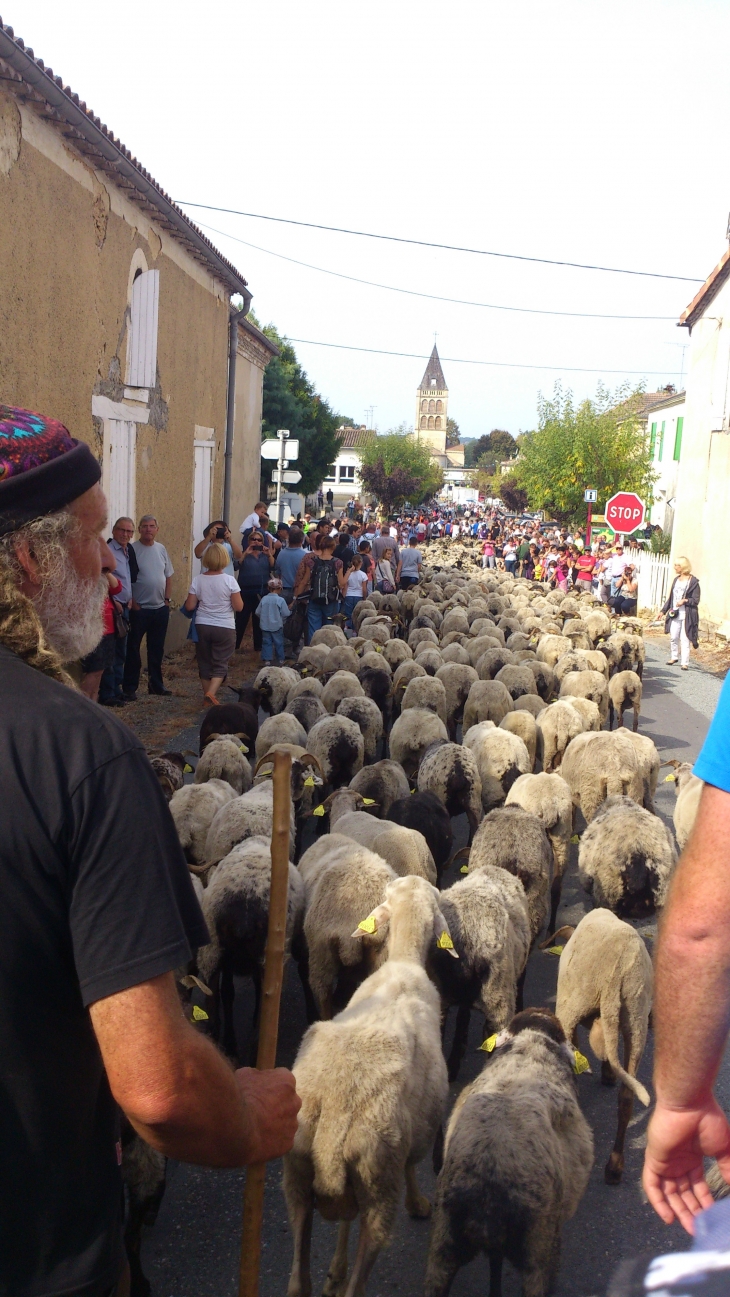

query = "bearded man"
(0, 407), (300, 1297)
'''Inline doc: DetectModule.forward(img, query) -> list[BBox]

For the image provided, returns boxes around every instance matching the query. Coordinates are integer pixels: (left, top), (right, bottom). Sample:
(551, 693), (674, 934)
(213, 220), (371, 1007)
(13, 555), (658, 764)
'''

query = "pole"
(238, 750), (292, 1297)
(586, 501), (592, 550)
(275, 437), (284, 528)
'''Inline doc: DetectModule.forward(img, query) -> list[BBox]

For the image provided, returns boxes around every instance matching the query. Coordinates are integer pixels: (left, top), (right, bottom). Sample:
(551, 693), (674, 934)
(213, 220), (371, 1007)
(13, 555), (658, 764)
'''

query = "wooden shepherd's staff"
(239, 749), (292, 1297)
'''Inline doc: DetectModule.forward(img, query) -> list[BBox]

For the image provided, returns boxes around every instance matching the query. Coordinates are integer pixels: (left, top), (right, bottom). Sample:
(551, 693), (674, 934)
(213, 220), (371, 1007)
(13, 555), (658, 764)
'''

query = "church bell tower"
(415, 345), (448, 456)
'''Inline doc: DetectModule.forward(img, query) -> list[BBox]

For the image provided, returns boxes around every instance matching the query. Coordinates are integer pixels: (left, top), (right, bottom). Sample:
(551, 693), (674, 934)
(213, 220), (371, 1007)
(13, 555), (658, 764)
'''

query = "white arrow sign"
(260, 439), (299, 460)
(272, 469), (302, 484)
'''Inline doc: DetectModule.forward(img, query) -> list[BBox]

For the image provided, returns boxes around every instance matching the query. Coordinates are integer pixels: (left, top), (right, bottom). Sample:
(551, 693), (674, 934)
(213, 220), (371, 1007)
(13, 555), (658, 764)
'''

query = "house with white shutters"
(644, 389), (686, 532)
(320, 426), (375, 508)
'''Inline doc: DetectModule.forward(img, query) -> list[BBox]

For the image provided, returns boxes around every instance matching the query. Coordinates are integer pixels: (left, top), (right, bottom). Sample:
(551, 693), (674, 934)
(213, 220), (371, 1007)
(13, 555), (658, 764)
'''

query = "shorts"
(195, 623), (236, 678)
(81, 633), (116, 674)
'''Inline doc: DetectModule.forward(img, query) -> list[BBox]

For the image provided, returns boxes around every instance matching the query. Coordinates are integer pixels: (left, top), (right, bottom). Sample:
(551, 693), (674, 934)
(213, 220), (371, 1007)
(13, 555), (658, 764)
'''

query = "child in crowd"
(255, 577), (290, 665)
(339, 553), (368, 628)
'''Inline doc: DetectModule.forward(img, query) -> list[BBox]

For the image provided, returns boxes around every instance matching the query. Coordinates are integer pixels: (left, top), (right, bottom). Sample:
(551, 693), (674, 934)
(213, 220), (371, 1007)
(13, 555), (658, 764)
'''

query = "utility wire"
(177, 200), (704, 284)
(285, 336), (682, 377)
(197, 221), (678, 321)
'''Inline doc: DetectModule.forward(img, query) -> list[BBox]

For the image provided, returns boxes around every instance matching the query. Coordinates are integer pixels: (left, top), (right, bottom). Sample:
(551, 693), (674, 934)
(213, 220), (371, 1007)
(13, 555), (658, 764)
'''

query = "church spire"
(418, 345), (447, 392)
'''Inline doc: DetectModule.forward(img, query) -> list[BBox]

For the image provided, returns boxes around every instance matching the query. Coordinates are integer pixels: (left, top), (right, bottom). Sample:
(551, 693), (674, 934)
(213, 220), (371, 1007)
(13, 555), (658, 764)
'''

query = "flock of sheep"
(140, 557), (703, 1297)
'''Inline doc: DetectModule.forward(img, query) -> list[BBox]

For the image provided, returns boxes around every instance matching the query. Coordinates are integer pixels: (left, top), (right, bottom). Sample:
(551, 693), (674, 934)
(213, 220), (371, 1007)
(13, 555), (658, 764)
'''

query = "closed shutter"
(658, 421), (665, 462)
(673, 416), (683, 461)
(649, 422), (657, 458)
(126, 269), (160, 388)
(104, 420), (137, 526)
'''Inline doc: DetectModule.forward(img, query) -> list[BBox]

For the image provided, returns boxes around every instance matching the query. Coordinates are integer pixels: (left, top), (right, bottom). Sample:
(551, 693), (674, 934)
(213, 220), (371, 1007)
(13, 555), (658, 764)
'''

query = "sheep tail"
(310, 1102), (350, 1200)
(599, 984), (651, 1106)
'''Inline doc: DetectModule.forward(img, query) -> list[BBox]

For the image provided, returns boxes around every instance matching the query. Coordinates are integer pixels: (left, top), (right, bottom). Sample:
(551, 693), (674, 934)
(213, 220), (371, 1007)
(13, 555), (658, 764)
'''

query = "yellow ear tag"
(313, 804), (326, 816)
(192, 1005), (209, 1022)
(664, 774), (676, 782)
(460, 865), (469, 874)
(375, 644), (382, 651)
(410, 788), (416, 794)
(480, 1034), (498, 1052)
(437, 931), (454, 950)
(570, 834), (580, 844)
(547, 945), (564, 956)
(239, 744), (249, 754)
(358, 916), (377, 934)
(301, 667), (308, 675)
(573, 1049), (590, 1075)
(362, 797), (375, 805)
(303, 776), (316, 787)
(183, 763), (193, 774)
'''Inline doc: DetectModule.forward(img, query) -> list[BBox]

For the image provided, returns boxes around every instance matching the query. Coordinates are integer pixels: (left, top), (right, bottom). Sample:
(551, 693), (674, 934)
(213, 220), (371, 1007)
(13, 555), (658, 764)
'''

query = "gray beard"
(33, 562), (108, 663)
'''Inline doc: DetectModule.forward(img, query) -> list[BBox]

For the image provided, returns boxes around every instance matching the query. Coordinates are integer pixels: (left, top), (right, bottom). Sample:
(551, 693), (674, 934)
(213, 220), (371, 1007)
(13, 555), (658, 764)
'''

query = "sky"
(9, 0), (730, 437)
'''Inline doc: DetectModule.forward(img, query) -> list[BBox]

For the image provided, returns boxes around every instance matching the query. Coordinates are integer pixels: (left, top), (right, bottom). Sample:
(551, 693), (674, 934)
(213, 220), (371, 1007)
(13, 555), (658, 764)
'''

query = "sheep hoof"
(406, 1193), (432, 1219)
(604, 1154), (624, 1184)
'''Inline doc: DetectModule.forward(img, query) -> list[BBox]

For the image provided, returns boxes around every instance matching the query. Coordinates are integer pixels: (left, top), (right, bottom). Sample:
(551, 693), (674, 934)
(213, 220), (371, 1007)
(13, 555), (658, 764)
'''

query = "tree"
(464, 428), (518, 469)
(360, 430), (443, 511)
(260, 327), (345, 497)
(514, 382), (656, 524)
(500, 476), (529, 512)
(446, 417), (461, 448)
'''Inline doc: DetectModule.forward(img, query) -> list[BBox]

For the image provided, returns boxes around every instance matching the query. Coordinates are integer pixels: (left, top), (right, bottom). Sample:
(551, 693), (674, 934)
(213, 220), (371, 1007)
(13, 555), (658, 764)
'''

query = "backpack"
(310, 557), (339, 605)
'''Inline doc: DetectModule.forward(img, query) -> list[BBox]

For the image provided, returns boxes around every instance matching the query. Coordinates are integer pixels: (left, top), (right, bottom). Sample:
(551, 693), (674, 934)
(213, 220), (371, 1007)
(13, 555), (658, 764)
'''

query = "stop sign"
(605, 491), (646, 534)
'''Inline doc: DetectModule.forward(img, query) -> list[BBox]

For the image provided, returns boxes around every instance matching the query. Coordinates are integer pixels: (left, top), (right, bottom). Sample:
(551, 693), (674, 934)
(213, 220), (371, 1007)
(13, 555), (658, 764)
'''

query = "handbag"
(112, 601), (128, 639)
(376, 563), (395, 595)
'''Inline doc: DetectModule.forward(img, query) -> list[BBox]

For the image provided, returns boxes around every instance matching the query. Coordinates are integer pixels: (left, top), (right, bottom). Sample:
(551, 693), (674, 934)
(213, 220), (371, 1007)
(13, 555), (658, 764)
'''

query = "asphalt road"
(141, 640), (725, 1297)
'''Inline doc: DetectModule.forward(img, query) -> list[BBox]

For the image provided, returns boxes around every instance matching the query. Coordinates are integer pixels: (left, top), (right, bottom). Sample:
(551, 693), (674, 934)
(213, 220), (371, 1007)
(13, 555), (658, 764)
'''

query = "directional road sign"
(604, 491), (645, 534)
(272, 469), (302, 484)
(261, 439), (299, 460)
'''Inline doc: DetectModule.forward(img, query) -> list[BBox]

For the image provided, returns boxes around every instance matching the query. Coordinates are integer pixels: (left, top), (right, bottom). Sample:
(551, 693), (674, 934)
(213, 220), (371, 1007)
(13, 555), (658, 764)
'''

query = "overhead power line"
(177, 200), (704, 284)
(197, 221), (678, 321)
(285, 336), (682, 377)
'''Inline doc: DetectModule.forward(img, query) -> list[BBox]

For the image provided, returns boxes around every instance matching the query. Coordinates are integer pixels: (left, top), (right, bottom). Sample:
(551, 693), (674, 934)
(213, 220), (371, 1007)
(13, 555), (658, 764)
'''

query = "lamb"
(284, 876), (451, 1297)
(432, 866), (531, 1080)
(194, 736), (252, 795)
(389, 708), (449, 779)
(322, 670), (365, 714)
(424, 1009), (593, 1297)
(608, 669), (642, 731)
(554, 909), (653, 1183)
(506, 772), (572, 932)
(255, 665), (300, 714)
(467, 804), (551, 943)
(336, 695), (384, 763)
(560, 731), (644, 824)
(306, 714), (365, 789)
(463, 679), (513, 732)
(199, 701), (258, 753)
(434, 662), (479, 739)
(328, 805), (437, 884)
(387, 792), (454, 881)
(578, 794), (677, 916)
(535, 700), (585, 773)
(666, 760), (704, 848)
(559, 669), (609, 726)
(285, 693), (328, 733)
(401, 675), (448, 726)
(196, 837), (307, 1059)
(349, 760), (411, 817)
(463, 723), (531, 811)
(417, 740), (483, 843)
(169, 779), (238, 864)
(499, 710), (537, 768)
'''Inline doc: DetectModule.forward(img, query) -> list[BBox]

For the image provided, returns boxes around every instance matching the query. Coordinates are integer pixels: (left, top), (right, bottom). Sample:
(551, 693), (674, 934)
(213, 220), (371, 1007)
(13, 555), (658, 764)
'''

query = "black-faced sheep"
(578, 794), (677, 916)
(387, 791), (454, 881)
(417, 740), (483, 843)
(467, 805), (551, 943)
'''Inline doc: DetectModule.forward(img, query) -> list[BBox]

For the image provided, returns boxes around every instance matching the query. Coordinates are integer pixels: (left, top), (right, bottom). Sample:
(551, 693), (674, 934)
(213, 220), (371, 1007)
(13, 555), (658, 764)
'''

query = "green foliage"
(514, 383), (655, 524)
(260, 327), (345, 497)
(500, 476), (529, 512)
(464, 429), (517, 469)
(650, 527), (672, 554)
(446, 417), (460, 448)
(360, 430), (444, 510)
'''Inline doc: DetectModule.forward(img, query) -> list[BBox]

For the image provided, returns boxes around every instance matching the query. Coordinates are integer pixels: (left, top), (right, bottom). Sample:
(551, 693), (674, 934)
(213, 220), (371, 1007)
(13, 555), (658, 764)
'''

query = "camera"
(215, 526), (227, 540)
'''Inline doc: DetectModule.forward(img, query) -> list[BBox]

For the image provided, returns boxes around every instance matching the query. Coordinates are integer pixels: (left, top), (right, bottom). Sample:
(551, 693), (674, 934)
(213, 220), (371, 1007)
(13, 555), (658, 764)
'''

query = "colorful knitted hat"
(0, 406), (101, 536)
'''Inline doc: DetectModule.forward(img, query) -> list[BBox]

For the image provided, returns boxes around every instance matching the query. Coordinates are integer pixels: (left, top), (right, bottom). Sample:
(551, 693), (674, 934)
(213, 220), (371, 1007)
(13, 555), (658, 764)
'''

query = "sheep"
(440, 643), (471, 666)
(204, 779), (297, 864)
(417, 740), (483, 843)
(196, 837), (307, 1059)
(526, 659), (557, 702)
(306, 714), (365, 790)
(287, 676), (324, 702)
(284, 876), (451, 1297)
(387, 792), (453, 881)
(561, 731), (644, 824)
(409, 626), (440, 651)
(465, 635), (504, 668)
(463, 724), (531, 812)
(512, 693), (548, 719)
(605, 630), (645, 679)
(415, 647), (445, 676)
(328, 804), (437, 884)
(310, 625), (347, 649)
(149, 752), (186, 800)
(499, 710), (537, 768)
(621, 730), (660, 812)
(582, 608), (612, 643)
(578, 795), (678, 915)
(536, 633), (573, 667)
(255, 712), (308, 760)
(552, 650), (592, 686)
(554, 909), (653, 1184)
(433, 663), (479, 740)
(169, 779), (238, 864)
(255, 665), (300, 714)
(506, 772), (572, 933)
(392, 657), (427, 702)
(564, 696), (601, 732)
(463, 679), (512, 732)
(322, 670), (365, 715)
(536, 699), (585, 773)
(199, 701), (258, 753)
(323, 645), (361, 677)
(350, 760), (411, 817)
(559, 669), (609, 726)
(494, 664), (539, 701)
(285, 692), (328, 733)
(336, 695), (384, 763)
(194, 736), (252, 796)
(431, 866), (531, 1080)
(608, 669), (642, 731)
(424, 1009), (593, 1297)
(666, 760), (704, 848)
(400, 675), (448, 727)
(389, 708), (449, 779)
(468, 805), (551, 943)
(381, 638), (412, 669)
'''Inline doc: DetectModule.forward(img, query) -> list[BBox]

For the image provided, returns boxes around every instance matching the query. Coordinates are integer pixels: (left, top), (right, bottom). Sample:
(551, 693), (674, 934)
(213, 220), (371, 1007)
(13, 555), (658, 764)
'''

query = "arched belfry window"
(436, 399), (443, 413)
(428, 399), (435, 413)
(421, 398), (427, 412)
(434, 416), (442, 429)
(420, 415), (427, 428)
(428, 416), (435, 430)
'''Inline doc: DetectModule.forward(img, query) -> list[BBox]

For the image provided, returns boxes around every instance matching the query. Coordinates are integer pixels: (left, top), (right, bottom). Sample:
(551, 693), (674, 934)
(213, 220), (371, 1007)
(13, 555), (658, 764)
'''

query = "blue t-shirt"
(694, 672), (730, 792)
(275, 547), (306, 590)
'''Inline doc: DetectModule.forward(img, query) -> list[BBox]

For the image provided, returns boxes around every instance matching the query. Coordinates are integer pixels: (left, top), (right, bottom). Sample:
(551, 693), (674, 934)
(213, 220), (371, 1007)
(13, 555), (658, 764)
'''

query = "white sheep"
(560, 730), (643, 824)
(204, 780), (296, 864)
(401, 675), (448, 726)
(284, 876), (451, 1297)
(434, 662), (479, 739)
(608, 669), (642, 732)
(536, 633), (573, 667)
(499, 710), (537, 768)
(463, 679), (513, 732)
(554, 908), (653, 1184)
(335, 695), (384, 764)
(306, 714), (365, 789)
(578, 794), (677, 916)
(255, 713), (307, 760)
(285, 693), (328, 733)
(559, 669), (609, 726)
(463, 723), (531, 811)
(506, 772), (572, 933)
(536, 700), (584, 773)
(467, 804), (551, 943)
(255, 665), (300, 714)
(322, 670), (365, 714)
(416, 740), (483, 842)
(389, 708), (449, 779)
(666, 761), (704, 848)
(622, 730), (660, 812)
(169, 779), (238, 864)
(564, 696), (601, 731)
(330, 808), (437, 884)
(194, 736), (252, 795)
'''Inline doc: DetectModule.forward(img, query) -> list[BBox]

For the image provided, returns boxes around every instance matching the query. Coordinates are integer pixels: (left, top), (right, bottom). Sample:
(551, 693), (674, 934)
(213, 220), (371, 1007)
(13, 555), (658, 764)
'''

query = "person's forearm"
(165, 578), (172, 599)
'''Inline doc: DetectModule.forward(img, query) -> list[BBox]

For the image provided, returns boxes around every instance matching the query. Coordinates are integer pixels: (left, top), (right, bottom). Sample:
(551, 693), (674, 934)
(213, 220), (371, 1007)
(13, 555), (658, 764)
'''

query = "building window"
(428, 416), (435, 430)
(658, 420), (665, 462)
(421, 398), (427, 412)
(428, 399), (435, 413)
(420, 415), (427, 428)
(126, 267), (160, 388)
(339, 465), (355, 480)
(434, 416), (442, 429)
(673, 416), (683, 461)
(649, 422), (657, 458)
(324, 465), (336, 480)
(436, 399), (443, 413)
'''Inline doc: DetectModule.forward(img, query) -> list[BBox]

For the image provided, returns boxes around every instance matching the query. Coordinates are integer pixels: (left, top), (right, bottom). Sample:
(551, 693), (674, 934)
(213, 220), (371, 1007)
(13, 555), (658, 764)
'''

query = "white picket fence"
(635, 550), (671, 614)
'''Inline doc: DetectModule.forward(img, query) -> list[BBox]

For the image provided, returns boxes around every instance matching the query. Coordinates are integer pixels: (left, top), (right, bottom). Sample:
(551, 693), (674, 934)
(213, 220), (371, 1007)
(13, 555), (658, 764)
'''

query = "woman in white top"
(662, 556), (701, 671)
(193, 520), (243, 577)
(338, 553), (368, 628)
(374, 547), (395, 593)
(185, 543), (243, 705)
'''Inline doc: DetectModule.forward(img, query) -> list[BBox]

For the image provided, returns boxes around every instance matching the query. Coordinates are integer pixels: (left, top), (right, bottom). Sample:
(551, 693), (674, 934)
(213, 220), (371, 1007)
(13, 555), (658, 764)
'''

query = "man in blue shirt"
(99, 517), (134, 708)
(274, 527), (306, 604)
(644, 672), (730, 1232)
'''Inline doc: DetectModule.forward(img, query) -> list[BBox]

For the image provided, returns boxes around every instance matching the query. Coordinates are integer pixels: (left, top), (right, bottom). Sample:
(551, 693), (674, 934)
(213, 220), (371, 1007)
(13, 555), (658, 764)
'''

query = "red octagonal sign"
(605, 491), (646, 534)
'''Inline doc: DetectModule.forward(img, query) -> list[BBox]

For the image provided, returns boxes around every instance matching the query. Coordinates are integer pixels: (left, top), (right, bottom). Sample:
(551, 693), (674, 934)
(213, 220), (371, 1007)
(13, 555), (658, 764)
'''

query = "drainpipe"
(223, 293), (253, 525)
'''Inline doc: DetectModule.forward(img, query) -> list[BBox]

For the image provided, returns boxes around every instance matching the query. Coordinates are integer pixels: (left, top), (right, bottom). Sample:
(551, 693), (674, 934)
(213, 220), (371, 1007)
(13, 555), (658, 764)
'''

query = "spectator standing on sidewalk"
(185, 543), (242, 705)
(122, 516), (174, 699)
(662, 557), (701, 671)
(235, 529), (274, 651)
(194, 521), (242, 576)
(274, 526), (306, 604)
(255, 577), (290, 666)
(99, 517), (135, 707)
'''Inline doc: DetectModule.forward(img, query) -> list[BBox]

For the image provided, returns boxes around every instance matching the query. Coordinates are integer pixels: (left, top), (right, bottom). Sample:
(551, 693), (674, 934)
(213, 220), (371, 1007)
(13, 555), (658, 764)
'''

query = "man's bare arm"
(90, 971), (299, 1167)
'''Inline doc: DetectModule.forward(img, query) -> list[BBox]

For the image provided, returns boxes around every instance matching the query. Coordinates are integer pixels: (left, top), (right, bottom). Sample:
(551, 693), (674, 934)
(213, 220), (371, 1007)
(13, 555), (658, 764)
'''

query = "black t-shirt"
(0, 646), (208, 1297)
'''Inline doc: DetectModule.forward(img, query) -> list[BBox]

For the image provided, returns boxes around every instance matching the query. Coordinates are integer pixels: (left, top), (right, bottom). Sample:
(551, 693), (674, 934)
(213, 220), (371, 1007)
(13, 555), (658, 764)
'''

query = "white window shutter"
(126, 269), (159, 388)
